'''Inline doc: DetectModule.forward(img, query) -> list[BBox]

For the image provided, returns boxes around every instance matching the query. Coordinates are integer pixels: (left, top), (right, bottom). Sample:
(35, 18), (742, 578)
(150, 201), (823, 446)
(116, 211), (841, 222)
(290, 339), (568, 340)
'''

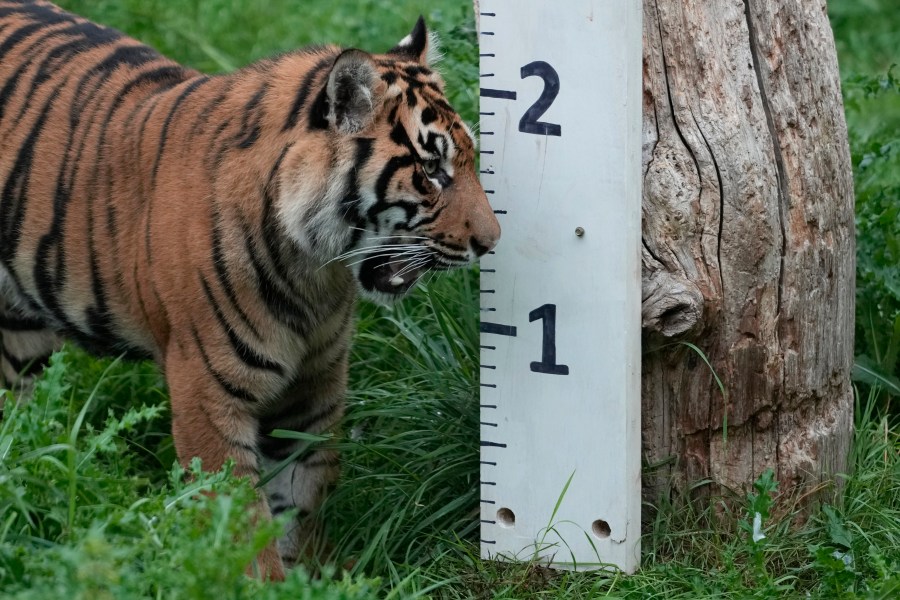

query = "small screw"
(575, 227), (585, 237)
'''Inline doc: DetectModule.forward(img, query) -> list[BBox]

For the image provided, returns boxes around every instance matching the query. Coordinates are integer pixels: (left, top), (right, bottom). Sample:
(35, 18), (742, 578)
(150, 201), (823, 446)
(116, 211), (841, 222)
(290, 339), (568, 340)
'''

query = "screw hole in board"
(497, 507), (516, 528)
(592, 519), (611, 539)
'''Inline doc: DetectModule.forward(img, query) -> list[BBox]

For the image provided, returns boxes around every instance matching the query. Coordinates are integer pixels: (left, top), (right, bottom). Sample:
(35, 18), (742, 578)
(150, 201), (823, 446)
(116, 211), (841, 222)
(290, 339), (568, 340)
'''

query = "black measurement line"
(480, 384), (497, 389)
(480, 481), (496, 486)
(480, 150), (495, 155)
(480, 53), (496, 58)
(480, 12), (496, 17)
(480, 170), (495, 175)
(481, 131), (495, 136)
(482, 539), (497, 545)
(480, 404), (497, 409)
(481, 289), (495, 294)
(481, 421), (498, 427)
(481, 460), (497, 466)
(481, 440), (507, 448)
(484, 189), (495, 193)
(481, 307), (497, 312)
(481, 88), (517, 100)
(488, 250), (496, 255)
(494, 210), (507, 214)
(480, 112), (495, 117)
(480, 499), (496, 505)
(481, 322), (517, 336)
(481, 364), (496, 370)
(481, 31), (495, 36)
(481, 268), (496, 273)
(480, 345), (496, 350)
(480, 73), (495, 78)
(481, 520), (496, 525)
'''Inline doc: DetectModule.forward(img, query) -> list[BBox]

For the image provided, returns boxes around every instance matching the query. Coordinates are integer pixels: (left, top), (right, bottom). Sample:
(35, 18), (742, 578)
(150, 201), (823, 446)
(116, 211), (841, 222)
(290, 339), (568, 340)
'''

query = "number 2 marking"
(518, 61), (562, 137)
(529, 304), (569, 375)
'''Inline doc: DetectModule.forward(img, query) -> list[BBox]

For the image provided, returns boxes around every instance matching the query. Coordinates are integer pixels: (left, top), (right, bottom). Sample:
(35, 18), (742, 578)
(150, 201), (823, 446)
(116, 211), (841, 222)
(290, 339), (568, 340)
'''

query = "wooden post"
(478, 0), (642, 572)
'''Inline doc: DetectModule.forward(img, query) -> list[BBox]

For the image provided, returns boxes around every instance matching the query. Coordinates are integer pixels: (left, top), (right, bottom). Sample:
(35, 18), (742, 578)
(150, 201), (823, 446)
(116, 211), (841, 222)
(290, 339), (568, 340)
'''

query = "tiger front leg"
(257, 358), (348, 570)
(165, 349), (285, 581)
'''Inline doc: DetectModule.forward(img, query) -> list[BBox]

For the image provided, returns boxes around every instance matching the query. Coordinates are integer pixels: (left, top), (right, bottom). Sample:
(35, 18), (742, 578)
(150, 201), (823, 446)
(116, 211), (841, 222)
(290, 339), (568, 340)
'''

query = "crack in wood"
(744, 0), (788, 314)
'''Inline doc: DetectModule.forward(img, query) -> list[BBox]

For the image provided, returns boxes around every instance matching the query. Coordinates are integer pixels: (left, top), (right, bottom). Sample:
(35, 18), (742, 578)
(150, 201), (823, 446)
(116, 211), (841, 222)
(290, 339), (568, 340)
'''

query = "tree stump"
(641, 0), (855, 500)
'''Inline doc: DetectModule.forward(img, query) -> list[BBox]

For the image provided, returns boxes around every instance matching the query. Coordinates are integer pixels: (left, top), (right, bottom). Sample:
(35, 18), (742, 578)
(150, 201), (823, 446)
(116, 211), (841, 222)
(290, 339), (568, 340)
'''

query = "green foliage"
(846, 68), (900, 401)
(0, 349), (379, 599)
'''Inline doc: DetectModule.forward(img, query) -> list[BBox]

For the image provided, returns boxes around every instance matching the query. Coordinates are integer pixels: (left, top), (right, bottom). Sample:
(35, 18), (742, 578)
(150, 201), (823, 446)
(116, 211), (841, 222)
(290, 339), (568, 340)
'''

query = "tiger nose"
(470, 211), (501, 257)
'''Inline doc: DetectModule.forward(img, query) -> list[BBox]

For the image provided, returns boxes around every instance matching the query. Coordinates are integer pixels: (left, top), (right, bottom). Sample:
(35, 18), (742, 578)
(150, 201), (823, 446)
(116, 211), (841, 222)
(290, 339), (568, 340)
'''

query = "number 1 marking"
(529, 304), (569, 375)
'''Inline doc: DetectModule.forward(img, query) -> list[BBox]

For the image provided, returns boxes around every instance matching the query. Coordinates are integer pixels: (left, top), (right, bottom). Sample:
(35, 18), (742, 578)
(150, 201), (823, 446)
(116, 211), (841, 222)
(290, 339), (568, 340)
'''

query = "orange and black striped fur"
(0, 0), (499, 578)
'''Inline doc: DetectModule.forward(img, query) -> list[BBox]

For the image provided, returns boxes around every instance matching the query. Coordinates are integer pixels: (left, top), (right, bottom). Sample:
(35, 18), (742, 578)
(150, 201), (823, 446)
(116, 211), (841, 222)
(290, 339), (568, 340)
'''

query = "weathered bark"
(474, 0), (855, 503)
(640, 0), (854, 500)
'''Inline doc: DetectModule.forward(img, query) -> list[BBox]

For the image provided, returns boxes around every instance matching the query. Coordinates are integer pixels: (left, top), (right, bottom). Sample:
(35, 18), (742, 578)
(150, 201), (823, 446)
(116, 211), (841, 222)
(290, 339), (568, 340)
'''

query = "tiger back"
(0, 0), (499, 579)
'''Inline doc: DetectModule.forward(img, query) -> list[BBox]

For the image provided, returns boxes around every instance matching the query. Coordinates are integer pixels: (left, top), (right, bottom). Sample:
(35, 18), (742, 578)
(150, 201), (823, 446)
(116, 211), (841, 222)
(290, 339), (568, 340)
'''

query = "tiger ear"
(388, 16), (437, 65)
(326, 49), (381, 134)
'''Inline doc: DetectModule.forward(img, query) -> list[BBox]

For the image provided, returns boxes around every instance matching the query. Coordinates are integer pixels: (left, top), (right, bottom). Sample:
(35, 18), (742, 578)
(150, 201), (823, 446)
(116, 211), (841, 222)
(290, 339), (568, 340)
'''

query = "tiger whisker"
(393, 257), (433, 279)
(344, 249), (429, 270)
(334, 245), (424, 264)
(321, 243), (424, 268)
(347, 226), (429, 241)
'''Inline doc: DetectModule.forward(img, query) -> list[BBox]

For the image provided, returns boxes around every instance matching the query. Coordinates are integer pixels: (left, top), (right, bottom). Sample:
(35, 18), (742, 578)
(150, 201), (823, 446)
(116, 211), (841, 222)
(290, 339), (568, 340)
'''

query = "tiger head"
(280, 18), (500, 302)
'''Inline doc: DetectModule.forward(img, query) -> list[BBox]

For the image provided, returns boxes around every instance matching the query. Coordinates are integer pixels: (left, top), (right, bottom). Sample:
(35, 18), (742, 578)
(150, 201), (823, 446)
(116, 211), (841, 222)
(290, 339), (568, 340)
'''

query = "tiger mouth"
(358, 251), (436, 295)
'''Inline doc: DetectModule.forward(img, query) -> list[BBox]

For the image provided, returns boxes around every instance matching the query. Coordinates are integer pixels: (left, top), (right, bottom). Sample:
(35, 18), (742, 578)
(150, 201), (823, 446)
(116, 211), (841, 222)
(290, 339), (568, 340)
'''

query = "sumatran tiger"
(0, 0), (499, 579)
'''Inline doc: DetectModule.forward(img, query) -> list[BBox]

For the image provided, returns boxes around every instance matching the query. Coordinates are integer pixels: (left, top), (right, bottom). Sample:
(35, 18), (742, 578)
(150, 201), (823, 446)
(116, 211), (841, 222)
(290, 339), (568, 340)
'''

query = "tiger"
(0, 0), (500, 579)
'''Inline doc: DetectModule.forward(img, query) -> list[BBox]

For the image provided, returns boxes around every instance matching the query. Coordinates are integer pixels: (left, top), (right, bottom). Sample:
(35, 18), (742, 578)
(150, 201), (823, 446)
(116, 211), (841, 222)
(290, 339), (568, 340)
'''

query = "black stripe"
(257, 433), (299, 460)
(242, 221), (312, 337)
(0, 21), (84, 121)
(260, 399), (341, 435)
(234, 82), (267, 149)
(0, 21), (44, 60)
(0, 80), (65, 265)
(210, 209), (261, 339)
(191, 325), (258, 403)
(0, 312), (46, 331)
(371, 154), (417, 220)
(338, 137), (374, 230)
(199, 275), (283, 375)
(190, 88), (228, 137)
(150, 77), (210, 189)
(1, 347), (51, 378)
(420, 106), (437, 125)
(307, 84), (329, 130)
(0, 2), (75, 27)
(283, 55), (331, 130)
(259, 145), (300, 285)
(390, 121), (416, 154)
(11, 23), (121, 125)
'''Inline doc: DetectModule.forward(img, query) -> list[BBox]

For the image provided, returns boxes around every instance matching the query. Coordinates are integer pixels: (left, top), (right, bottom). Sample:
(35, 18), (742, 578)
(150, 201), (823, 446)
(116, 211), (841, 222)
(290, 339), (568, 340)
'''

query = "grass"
(0, 0), (898, 598)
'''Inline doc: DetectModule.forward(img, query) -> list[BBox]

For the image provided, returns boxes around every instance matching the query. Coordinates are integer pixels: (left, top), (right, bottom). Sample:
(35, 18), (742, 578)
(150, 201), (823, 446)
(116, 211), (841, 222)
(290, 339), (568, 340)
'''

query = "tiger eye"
(422, 159), (439, 176)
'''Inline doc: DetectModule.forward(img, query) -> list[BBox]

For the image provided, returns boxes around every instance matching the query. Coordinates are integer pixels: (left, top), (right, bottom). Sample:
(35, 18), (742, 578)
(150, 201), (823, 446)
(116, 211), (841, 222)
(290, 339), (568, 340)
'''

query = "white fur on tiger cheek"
(277, 158), (355, 261)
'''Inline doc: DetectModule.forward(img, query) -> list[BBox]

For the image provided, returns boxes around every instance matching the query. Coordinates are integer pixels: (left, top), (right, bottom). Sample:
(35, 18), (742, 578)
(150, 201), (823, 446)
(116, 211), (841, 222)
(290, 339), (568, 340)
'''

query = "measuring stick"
(477, 0), (642, 572)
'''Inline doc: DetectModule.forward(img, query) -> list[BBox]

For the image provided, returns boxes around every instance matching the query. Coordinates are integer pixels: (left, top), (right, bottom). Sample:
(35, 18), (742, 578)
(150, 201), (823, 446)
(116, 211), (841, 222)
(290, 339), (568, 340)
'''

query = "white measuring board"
(477, 0), (641, 572)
